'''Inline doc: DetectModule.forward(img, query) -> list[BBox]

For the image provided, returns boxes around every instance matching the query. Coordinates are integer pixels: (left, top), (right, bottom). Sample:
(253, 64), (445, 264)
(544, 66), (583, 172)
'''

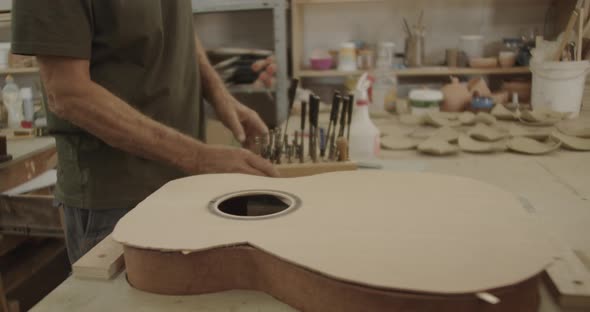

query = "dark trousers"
(61, 205), (131, 264)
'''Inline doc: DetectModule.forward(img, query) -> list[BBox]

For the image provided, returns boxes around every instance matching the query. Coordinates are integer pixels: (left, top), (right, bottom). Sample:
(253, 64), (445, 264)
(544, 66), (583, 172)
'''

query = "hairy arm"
(194, 36), (268, 144)
(39, 56), (278, 177)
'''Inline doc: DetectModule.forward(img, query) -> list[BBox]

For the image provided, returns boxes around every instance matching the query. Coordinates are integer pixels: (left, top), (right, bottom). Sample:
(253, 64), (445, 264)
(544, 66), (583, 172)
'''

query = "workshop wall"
(194, 10), (275, 51)
(300, 0), (553, 67)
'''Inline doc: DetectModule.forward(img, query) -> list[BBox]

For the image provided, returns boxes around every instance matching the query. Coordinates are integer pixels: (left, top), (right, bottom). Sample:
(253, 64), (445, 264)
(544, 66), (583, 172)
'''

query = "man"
(11, 0), (279, 263)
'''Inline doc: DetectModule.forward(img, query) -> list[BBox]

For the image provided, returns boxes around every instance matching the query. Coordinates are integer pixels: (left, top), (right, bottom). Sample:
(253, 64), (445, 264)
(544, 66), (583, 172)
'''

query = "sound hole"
(213, 191), (297, 219)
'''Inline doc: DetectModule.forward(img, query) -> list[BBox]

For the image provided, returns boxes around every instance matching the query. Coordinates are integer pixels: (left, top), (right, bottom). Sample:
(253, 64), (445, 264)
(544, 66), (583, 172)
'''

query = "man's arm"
(194, 36), (269, 145)
(38, 56), (278, 177)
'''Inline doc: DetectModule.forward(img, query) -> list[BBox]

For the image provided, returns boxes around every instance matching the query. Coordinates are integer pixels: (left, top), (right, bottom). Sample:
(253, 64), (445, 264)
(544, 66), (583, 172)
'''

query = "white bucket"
(531, 61), (590, 118)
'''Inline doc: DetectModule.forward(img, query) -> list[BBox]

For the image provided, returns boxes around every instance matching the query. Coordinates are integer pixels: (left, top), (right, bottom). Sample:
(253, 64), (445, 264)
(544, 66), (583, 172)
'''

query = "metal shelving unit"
(192, 0), (290, 124)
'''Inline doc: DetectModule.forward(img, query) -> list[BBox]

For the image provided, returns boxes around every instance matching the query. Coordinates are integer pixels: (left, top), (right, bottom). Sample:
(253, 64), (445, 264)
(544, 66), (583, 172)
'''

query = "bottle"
(370, 42), (398, 116)
(349, 73), (380, 161)
(21, 88), (34, 122)
(338, 42), (357, 72)
(2, 75), (23, 129)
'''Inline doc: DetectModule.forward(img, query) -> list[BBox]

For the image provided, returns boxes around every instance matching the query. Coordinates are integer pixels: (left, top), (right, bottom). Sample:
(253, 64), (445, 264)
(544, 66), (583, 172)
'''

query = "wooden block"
(276, 161), (357, 178)
(545, 249), (590, 309)
(72, 234), (124, 280)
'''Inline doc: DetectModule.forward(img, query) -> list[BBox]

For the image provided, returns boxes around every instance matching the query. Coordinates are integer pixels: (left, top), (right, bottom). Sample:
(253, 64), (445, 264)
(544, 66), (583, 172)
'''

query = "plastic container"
(530, 60), (590, 118)
(371, 42), (398, 115)
(2, 75), (23, 129)
(20, 87), (34, 122)
(338, 42), (357, 72)
(409, 89), (442, 116)
(349, 73), (380, 161)
(459, 35), (484, 59)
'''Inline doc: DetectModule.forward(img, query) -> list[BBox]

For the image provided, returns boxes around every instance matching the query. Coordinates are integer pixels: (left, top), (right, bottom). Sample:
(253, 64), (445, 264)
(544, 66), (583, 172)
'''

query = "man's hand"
(191, 144), (279, 177)
(214, 93), (268, 147)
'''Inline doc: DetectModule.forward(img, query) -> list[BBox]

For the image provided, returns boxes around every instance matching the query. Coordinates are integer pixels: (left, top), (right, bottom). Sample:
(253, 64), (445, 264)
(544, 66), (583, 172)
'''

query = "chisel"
(323, 91), (341, 158)
(346, 94), (354, 143)
(300, 101), (307, 163)
(338, 97), (348, 138)
(282, 79), (300, 145)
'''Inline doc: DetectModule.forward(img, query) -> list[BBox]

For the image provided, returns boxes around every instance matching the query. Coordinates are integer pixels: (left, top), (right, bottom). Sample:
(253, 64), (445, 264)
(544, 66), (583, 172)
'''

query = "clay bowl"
(469, 57), (498, 68)
(310, 57), (333, 70)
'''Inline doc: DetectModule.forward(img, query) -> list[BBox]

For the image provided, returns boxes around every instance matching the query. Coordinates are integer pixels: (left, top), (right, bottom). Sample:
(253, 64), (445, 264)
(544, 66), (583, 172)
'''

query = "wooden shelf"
(295, 0), (383, 4)
(298, 66), (531, 78)
(0, 68), (39, 75)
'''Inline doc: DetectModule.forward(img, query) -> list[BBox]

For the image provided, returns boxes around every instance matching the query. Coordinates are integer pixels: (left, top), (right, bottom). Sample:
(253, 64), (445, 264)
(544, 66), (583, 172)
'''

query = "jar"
(376, 41), (395, 69)
(338, 42), (357, 71)
(409, 89), (443, 116)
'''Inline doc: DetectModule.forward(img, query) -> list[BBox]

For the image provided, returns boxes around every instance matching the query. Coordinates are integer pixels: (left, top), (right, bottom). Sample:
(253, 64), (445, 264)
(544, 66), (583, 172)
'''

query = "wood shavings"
(473, 112), (497, 125)
(417, 138), (459, 156)
(507, 137), (561, 155)
(551, 131), (590, 151)
(468, 123), (509, 142)
(459, 134), (507, 153)
(381, 136), (420, 151)
(491, 104), (519, 120)
(458, 111), (476, 125)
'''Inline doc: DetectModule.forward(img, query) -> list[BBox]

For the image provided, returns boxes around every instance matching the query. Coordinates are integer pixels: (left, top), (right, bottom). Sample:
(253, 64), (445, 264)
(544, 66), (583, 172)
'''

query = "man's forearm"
(194, 36), (230, 105)
(40, 60), (204, 174)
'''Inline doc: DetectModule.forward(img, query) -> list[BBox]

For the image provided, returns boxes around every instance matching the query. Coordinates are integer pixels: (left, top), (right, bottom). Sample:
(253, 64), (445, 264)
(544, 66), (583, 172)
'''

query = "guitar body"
(113, 172), (553, 312)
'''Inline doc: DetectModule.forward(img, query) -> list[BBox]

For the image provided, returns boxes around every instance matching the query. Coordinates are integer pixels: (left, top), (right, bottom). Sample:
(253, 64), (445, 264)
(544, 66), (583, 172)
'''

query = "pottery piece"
(459, 134), (507, 153)
(468, 123), (509, 142)
(417, 138), (459, 156)
(507, 137), (561, 155)
(491, 91), (510, 106)
(551, 131), (590, 151)
(507, 125), (553, 140)
(473, 112), (497, 125)
(491, 104), (519, 120)
(498, 51), (517, 68)
(424, 112), (461, 128)
(399, 114), (426, 126)
(381, 136), (420, 150)
(556, 120), (590, 138)
(519, 110), (562, 126)
(469, 57), (498, 68)
(430, 126), (460, 143)
(440, 77), (472, 112)
(467, 77), (492, 97)
(458, 111), (476, 125)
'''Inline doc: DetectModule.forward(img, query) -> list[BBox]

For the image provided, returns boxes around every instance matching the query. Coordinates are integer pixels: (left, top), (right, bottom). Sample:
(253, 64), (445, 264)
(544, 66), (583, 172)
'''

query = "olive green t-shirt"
(11, 0), (202, 209)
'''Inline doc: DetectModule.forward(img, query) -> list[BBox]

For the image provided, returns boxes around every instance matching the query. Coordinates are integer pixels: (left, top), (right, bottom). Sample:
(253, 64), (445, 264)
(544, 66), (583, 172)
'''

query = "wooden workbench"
(29, 110), (590, 311)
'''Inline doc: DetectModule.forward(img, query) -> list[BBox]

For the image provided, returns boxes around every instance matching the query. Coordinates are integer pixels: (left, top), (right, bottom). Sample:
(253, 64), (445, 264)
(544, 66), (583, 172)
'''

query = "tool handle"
(330, 91), (341, 122)
(347, 94), (354, 126)
(332, 95), (341, 123)
(308, 94), (315, 128)
(339, 98), (348, 127)
(301, 101), (307, 131)
(312, 95), (320, 128)
(319, 128), (326, 151)
(288, 79), (299, 111)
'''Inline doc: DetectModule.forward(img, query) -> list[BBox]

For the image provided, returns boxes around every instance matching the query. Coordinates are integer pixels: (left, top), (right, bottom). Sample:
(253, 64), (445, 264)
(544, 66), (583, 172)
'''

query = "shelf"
(298, 66), (531, 78)
(0, 67), (39, 75)
(295, 0), (383, 4)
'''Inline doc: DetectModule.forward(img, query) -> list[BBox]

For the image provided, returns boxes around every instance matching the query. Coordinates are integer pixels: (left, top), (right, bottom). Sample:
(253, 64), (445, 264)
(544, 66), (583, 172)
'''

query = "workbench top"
(30, 109), (590, 311)
(2, 137), (55, 169)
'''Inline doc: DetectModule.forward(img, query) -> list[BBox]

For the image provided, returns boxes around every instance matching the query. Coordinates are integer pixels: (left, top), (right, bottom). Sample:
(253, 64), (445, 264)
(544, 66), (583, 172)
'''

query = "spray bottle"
(349, 73), (380, 161)
(2, 75), (23, 129)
